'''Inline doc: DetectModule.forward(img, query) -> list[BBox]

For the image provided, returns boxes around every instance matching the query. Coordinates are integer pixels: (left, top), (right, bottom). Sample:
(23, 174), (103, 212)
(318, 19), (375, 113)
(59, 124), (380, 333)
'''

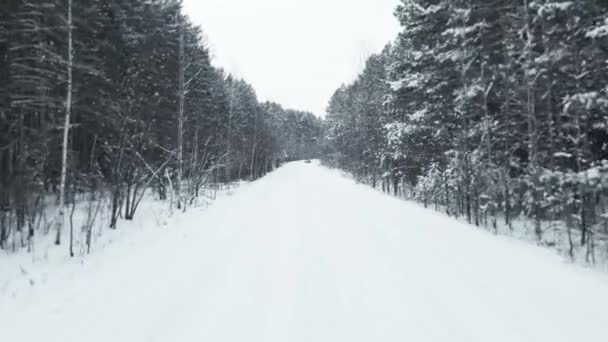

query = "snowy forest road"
(2, 161), (608, 342)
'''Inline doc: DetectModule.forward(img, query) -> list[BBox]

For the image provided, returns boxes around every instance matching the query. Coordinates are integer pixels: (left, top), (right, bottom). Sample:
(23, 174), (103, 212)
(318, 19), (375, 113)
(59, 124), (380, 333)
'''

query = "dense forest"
(4, 0), (608, 264)
(324, 0), (608, 261)
(0, 0), (322, 255)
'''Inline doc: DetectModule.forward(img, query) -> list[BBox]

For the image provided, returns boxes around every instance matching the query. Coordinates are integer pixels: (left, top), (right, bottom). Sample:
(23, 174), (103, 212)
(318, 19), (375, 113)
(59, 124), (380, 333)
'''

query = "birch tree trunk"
(522, 0), (542, 242)
(56, 0), (73, 250)
(177, 17), (185, 211)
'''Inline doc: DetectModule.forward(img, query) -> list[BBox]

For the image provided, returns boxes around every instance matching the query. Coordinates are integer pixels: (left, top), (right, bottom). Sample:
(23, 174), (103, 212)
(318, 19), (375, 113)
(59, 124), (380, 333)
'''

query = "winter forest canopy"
(4, 2), (608, 341)
(0, 0), (322, 254)
(2, 0), (608, 265)
(324, 0), (608, 261)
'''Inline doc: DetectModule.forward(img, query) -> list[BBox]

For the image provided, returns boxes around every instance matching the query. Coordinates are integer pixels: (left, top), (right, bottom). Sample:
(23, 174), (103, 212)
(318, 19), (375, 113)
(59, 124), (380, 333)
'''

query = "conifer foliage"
(324, 0), (608, 261)
(0, 0), (322, 254)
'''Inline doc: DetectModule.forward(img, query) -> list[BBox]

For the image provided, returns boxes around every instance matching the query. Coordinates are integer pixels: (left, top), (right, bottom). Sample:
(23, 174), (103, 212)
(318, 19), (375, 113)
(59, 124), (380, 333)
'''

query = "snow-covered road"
(2, 161), (608, 342)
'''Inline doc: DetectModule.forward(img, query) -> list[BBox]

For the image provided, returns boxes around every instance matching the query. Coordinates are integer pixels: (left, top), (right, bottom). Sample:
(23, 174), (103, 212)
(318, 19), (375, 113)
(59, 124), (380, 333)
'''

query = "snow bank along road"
(2, 161), (608, 342)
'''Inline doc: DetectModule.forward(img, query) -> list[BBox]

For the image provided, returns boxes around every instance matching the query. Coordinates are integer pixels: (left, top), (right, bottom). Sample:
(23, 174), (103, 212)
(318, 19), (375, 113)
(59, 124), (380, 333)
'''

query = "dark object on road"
(305, 160), (312, 164)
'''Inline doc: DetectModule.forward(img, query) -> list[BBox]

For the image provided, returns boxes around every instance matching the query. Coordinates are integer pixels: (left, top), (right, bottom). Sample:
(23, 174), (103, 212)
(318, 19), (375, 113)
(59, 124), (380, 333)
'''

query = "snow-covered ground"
(1, 161), (608, 342)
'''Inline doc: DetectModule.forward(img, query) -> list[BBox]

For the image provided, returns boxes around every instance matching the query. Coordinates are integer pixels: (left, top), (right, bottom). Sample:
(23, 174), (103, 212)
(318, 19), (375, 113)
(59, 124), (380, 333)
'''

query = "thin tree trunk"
(225, 85), (234, 182)
(69, 190), (76, 257)
(56, 0), (72, 246)
(445, 181), (450, 216)
(250, 111), (258, 180)
(177, 16), (185, 211)
(523, 0), (542, 242)
(191, 128), (199, 199)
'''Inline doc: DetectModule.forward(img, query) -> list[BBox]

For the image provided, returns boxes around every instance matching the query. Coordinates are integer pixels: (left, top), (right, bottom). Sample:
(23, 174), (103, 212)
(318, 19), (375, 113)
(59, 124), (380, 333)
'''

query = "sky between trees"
(182, 0), (401, 116)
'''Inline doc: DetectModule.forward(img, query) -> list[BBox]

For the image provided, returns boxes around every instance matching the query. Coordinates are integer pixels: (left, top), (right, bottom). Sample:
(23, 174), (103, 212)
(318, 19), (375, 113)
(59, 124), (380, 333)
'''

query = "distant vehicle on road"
(305, 160), (312, 164)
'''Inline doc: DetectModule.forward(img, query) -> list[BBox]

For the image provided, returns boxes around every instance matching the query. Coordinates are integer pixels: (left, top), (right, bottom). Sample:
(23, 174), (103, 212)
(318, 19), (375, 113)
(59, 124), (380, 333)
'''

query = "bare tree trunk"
(0, 209), (6, 249)
(480, 19), (493, 167)
(69, 189), (76, 257)
(445, 181), (450, 217)
(177, 16), (185, 211)
(190, 128), (199, 199)
(56, 0), (72, 247)
(225, 85), (234, 182)
(125, 180), (132, 219)
(502, 34), (514, 230)
(523, 0), (542, 242)
(574, 104), (589, 247)
(86, 189), (102, 255)
(250, 111), (258, 180)
(393, 177), (398, 197)
(165, 169), (175, 212)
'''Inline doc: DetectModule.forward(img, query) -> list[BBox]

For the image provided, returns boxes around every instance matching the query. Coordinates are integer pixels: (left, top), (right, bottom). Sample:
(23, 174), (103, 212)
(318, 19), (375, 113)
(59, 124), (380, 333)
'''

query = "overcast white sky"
(182, 0), (401, 117)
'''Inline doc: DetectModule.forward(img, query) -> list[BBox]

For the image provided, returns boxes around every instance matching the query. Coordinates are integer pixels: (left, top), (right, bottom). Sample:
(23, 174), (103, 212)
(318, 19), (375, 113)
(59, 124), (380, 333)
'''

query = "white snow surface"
(2, 161), (608, 342)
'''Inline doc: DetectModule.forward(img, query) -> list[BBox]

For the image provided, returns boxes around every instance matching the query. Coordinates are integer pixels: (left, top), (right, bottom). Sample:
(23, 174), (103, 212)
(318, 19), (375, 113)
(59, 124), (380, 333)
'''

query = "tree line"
(324, 0), (608, 262)
(0, 0), (322, 255)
